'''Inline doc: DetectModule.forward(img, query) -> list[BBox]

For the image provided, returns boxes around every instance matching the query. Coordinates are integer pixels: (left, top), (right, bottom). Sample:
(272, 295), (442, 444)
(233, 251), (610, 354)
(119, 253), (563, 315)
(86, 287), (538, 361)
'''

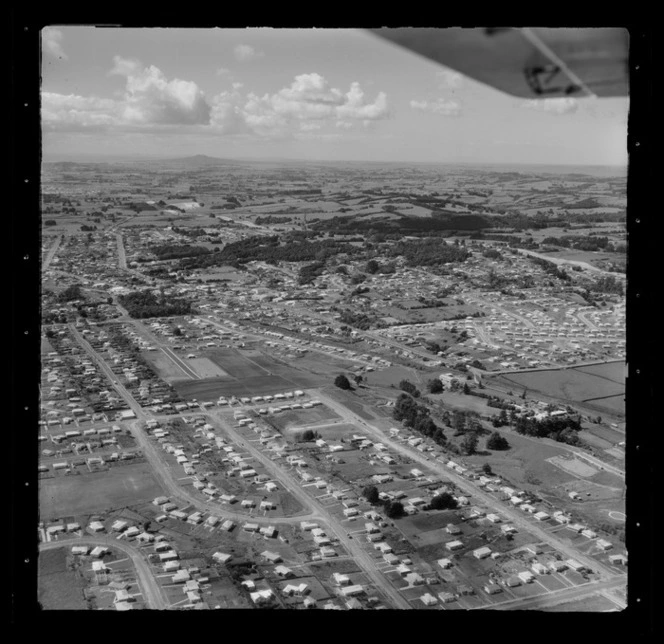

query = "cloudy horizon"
(41, 27), (629, 167)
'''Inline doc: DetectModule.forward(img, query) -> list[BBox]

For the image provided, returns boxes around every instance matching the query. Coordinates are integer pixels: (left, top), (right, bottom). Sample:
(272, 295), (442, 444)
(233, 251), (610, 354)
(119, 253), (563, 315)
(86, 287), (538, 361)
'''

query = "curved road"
(39, 536), (168, 609)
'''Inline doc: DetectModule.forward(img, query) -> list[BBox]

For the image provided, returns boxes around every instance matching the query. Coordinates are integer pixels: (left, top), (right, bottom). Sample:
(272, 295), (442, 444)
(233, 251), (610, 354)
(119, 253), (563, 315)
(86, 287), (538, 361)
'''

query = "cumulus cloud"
(521, 97), (579, 114)
(43, 57), (212, 131)
(110, 56), (211, 125)
(234, 44), (264, 62)
(42, 66), (388, 143)
(42, 27), (68, 60)
(209, 73), (389, 137)
(410, 98), (461, 117)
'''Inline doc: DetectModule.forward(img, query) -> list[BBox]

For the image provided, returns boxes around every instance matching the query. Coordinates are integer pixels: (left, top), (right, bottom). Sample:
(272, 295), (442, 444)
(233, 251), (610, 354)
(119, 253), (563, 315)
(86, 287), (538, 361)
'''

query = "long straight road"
(39, 536), (168, 609)
(116, 232), (127, 269)
(42, 236), (62, 271)
(313, 389), (622, 583)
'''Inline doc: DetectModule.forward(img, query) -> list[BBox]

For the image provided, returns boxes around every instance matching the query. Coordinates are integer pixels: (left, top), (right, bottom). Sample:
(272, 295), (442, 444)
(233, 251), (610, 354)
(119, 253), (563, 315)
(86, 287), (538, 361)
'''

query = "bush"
(427, 378), (444, 394)
(383, 500), (405, 519)
(486, 431), (510, 450)
(430, 492), (458, 510)
(334, 374), (352, 390)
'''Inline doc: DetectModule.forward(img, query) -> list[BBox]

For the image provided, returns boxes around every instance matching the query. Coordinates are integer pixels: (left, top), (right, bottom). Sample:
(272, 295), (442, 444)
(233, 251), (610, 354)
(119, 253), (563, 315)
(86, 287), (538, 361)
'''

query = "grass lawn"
(38, 548), (88, 610)
(39, 462), (165, 520)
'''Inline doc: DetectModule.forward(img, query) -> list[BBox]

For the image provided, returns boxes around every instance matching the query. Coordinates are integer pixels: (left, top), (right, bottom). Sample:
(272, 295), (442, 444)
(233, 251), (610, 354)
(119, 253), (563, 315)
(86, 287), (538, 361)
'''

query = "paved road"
(313, 389), (620, 582)
(482, 577), (626, 611)
(116, 233), (127, 270)
(39, 535), (168, 609)
(42, 236), (62, 271)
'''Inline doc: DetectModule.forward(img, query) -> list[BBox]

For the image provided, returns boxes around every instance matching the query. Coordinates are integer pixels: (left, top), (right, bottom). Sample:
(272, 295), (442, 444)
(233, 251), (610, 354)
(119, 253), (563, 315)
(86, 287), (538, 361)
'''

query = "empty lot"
(39, 462), (165, 520)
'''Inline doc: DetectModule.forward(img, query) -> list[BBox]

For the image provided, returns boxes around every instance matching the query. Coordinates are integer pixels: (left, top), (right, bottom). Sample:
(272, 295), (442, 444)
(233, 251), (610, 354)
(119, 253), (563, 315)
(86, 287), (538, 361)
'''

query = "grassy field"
(488, 366), (624, 417)
(39, 462), (165, 520)
(38, 548), (88, 610)
(543, 593), (622, 612)
(270, 406), (341, 431)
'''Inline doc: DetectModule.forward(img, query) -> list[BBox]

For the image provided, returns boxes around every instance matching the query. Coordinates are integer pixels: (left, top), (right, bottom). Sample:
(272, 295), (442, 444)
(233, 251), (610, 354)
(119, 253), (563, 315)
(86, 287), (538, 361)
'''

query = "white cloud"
(521, 97), (579, 114)
(43, 66), (388, 143)
(41, 92), (120, 130)
(234, 44), (264, 62)
(109, 56), (211, 125)
(216, 67), (231, 76)
(42, 27), (68, 60)
(436, 69), (463, 90)
(43, 57), (212, 130)
(209, 73), (389, 137)
(410, 98), (461, 117)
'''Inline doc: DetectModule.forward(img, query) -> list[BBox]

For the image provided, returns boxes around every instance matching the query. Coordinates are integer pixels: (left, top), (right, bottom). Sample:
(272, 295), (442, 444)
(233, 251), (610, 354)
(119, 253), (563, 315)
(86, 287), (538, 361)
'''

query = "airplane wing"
(370, 28), (629, 98)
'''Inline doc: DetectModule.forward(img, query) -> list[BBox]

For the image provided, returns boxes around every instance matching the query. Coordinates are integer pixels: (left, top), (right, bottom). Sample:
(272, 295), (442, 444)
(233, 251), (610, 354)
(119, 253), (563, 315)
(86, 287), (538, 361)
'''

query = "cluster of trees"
(399, 380), (421, 398)
(298, 261), (326, 285)
(179, 234), (363, 270)
(530, 256), (571, 282)
(254, 215), (293, 225)
(44, 220), (57, 226)
(385, 238), (471, 268)
(151, 244), (211, 261)
(361, 486), (405, 518)
(588, 274), (624, 296)
(393, 394), (446, 446)
(57, 284), (84, 302)
(337, 309), (381, 330)
(513, 414), (583, 446)
(118, 289), (193, 319)
(482, 248), (503, 260)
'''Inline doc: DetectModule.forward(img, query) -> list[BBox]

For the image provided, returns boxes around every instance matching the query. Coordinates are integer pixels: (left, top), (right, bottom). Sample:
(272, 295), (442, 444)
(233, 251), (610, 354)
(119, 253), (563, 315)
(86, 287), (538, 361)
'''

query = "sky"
(41, 27), (629, 167)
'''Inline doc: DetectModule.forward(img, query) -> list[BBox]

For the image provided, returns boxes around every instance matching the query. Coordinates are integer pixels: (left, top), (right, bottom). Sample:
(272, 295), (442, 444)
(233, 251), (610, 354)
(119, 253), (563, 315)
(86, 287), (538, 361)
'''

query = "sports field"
(39, 462), (165, 520)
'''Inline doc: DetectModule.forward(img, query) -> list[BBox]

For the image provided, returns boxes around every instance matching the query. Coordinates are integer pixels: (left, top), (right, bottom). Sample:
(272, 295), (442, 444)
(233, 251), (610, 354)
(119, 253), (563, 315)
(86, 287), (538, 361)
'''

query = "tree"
(363, 485), (380, 505)
(486, 431), (510, 450)
(461, 433), (479, 455)
(383, 500), (405, 519)
(365, 259), (380, 274)
(427, 378), (444, 394)
(173, 327), (182, 336)
(430, 492), (458, 510)
(399, 380), (420, 398)
(334, 374), (352, 390)
(481, 463), (493, 475)
(462, 382), (471, 395)
(300, 429), (315, 442)
(354, 374), (363, 386)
